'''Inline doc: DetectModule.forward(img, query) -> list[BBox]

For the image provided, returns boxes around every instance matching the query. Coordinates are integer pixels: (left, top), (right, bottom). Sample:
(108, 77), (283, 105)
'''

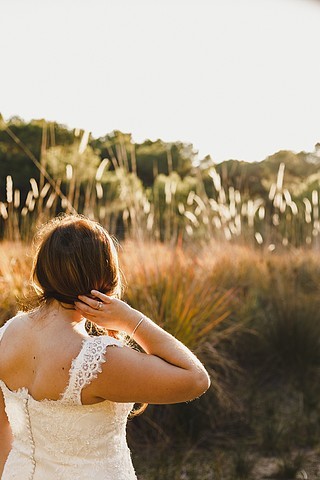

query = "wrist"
(121, 308), (144, 334)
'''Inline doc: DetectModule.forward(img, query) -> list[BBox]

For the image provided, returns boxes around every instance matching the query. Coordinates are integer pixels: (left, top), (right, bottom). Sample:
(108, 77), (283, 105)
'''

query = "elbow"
(187, 368), (211, 401)
(196, 370), (211, 397)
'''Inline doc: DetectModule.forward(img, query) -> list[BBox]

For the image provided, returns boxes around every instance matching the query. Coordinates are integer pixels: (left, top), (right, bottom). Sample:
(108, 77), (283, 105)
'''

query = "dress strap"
(61, 335), (123, 405)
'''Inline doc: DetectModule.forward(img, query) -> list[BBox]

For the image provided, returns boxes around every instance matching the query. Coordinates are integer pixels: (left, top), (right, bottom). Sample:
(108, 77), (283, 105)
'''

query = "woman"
(0, 214), (210, 480)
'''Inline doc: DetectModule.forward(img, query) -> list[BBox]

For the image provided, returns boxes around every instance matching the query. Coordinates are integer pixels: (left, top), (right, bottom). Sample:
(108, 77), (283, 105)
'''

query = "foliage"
(2, 115), (320, 248)
(232, 448), (256, 480)
(89, 130), (196, 186)
(267, 452), (306, 479)
(0, 241), (30, 324)
(122, 242), (233, 348)
(132, 447), (226, 480)
(210, 151), (318, 200)
(1, 239), (320, 477)
(44, 144), (101, 182)
(0, 116), (74, 198)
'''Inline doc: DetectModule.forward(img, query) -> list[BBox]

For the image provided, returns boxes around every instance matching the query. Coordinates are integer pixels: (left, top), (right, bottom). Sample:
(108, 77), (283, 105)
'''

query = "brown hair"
(30, 214), (122, 307)
(27, 214), (147, 415)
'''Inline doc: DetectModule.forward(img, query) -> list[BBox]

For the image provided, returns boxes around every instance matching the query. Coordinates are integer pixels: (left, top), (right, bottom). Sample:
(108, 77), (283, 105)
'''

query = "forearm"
(127, 310), (209, 377)
(75, 292), (211, 399)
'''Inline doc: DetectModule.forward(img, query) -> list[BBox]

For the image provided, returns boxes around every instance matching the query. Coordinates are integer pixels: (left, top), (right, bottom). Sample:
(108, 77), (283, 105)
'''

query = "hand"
(74, 290), (139, 333)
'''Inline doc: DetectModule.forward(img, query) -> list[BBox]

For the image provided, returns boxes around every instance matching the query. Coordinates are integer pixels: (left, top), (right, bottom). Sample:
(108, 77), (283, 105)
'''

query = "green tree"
(0, 116), (74, 201)
(91, 130), (196, 187)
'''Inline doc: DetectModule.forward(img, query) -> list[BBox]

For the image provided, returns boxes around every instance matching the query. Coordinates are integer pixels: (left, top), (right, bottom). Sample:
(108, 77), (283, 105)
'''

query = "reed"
(1, 238), (320, 476)
(1, 138), (319, 249)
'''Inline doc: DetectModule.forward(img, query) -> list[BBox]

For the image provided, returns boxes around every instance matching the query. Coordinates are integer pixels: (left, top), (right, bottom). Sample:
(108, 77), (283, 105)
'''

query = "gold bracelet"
(130, 317), (144, 340)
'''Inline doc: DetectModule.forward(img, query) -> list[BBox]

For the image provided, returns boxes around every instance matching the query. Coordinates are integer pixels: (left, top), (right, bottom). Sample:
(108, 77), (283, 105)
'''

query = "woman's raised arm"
(74, 291), (210, 404)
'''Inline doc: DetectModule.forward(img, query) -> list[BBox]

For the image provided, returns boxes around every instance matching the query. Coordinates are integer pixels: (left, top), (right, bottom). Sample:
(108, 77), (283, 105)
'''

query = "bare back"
(0, 312), (137, 480)
(0, 312), (105, 405)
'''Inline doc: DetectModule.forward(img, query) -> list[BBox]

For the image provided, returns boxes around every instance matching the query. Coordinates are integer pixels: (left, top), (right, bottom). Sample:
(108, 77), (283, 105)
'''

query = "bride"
(0, 214), (210, 480)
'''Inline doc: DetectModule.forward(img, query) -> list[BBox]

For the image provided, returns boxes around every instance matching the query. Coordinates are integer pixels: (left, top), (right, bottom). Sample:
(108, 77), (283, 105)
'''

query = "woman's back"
(0, 215), (210, 479)
(0, 313), (136, 480)
(0, 309), (111, 404)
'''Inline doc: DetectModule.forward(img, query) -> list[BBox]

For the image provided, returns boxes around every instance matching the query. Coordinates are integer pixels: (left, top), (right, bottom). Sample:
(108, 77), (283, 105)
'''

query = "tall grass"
(1, 239), (320, 477)
(1, 129), (320, 247)
(121, 241), (235, 349)
(2, 241), (320, 392)
(0, 241), (30, 324)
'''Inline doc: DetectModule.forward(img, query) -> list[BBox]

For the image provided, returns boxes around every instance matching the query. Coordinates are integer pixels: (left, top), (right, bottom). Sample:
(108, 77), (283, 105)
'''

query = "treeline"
(1, 115), (320, 203)
(0, 116), (197, 199)
(1, 115), (320, 247)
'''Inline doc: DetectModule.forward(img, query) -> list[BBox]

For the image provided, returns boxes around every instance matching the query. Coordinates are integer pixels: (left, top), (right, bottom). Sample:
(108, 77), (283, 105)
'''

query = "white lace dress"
(0, 318), (137, 480)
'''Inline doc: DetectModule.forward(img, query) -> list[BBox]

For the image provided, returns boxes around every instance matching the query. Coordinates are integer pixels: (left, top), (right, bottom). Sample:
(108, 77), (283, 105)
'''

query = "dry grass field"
(1, 239), (320, 479)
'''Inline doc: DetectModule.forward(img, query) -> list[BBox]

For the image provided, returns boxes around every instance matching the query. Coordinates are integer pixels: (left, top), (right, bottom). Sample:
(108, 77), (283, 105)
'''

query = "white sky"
(1, 0), (320, 163)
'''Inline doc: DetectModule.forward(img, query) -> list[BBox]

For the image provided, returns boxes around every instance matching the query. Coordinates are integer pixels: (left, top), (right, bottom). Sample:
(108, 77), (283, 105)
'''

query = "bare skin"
(74, 290), (210, 404)
(0, 301), (90, 473)
(0, 389), (12, 477)
(0, 293), (210, 472)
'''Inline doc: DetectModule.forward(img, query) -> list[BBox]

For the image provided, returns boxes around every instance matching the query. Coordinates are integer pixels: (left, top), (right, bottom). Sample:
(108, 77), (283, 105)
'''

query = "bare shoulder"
(0, 311), (28, 337)
(0, 312), (35, 366)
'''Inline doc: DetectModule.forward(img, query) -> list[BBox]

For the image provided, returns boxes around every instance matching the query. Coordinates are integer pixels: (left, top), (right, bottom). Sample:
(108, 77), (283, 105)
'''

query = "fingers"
(78, 295), (101, 309)
(74, 301), (97, 317)
(74, 291), (112, 318)
(91, 290), (111, 303)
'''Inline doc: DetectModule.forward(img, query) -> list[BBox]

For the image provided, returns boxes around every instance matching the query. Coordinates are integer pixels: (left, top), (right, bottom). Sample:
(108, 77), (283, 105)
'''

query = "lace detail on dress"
(61, 336), (123, 405)
(0, 319), (136, 480)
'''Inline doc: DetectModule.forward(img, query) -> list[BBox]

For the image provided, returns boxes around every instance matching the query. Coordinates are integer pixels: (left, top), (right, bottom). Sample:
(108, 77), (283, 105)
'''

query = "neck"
(42, 299), (83, 325)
